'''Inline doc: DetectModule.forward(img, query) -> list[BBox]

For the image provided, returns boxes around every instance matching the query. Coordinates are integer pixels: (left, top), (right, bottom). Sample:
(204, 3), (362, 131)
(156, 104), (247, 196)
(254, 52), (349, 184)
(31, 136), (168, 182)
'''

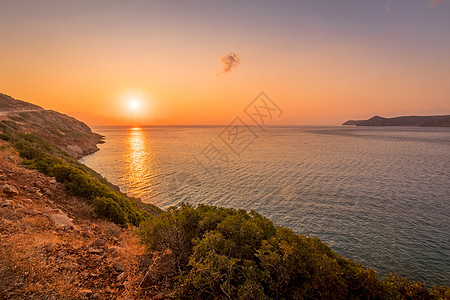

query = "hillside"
(342, 115), (450, 127)
(0, 147), (148, 298)
(0, 93), (103, 158)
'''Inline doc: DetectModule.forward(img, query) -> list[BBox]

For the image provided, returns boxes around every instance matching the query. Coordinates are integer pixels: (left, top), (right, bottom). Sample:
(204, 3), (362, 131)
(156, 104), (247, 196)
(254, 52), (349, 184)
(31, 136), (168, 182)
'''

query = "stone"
(66, 145), (83, 158)
(2, 184), (19, 196)
(41, 188), (53, 196)
(117, 272), (126, 283)
(107, 265), (118, 275)
(113, 262), (125, 273)
(0, 174), (7, 180)
(25, 186), (39, 193)
(82, 230), (94, 238)
(49, 213), (73, 228)
(79, 289), (92, 297)
(49, 178), (57, 184)
(90, 238), (106, 247)
(88, 247), (103, 255)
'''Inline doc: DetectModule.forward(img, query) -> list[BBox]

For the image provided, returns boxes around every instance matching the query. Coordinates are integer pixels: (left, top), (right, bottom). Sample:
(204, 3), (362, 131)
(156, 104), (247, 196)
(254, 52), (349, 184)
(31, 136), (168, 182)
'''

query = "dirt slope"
(0, 146), (147, 299)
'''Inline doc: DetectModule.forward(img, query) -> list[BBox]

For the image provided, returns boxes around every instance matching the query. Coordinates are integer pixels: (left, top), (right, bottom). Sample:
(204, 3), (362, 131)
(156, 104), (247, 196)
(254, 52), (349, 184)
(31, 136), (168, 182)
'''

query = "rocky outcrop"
(0, 93), (103, 158)
(342, 115), (450, 127)
(1, 184), (19, 196)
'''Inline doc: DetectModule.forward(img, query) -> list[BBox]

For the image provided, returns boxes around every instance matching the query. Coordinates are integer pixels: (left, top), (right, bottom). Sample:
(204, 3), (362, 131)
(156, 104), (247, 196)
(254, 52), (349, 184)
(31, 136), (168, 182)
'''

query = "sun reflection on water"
(126, 127), (154, 199)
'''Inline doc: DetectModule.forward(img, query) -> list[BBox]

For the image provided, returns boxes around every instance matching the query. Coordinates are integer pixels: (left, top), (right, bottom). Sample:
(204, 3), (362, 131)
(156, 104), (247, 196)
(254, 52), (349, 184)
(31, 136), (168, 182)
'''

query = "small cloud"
(385, 3), (391, 13)
(430, 0), (446, 7)
(218, 52), (240, 75)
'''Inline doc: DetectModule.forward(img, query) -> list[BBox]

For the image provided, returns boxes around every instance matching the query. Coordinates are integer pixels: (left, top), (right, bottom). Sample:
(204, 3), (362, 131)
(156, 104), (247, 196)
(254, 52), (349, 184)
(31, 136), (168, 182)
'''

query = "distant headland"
(343, 115), (450, 127)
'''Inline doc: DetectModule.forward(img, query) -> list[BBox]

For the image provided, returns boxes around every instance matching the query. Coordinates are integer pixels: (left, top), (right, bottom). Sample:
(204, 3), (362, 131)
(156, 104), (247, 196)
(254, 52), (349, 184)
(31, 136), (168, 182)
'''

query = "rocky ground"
(0, 145), (155, 299)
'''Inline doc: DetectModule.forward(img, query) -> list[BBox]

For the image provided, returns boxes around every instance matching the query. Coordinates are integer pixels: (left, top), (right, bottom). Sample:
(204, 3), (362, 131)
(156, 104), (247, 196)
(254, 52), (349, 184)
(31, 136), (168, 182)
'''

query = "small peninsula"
(343, 115), (450, 127)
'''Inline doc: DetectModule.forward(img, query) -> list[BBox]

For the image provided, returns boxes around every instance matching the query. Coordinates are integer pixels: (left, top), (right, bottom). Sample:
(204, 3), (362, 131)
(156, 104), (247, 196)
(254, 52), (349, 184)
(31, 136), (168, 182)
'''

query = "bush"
(93, 197), (127, 226)
(430, 285), (450, 300)
(139, 204), (450, 299)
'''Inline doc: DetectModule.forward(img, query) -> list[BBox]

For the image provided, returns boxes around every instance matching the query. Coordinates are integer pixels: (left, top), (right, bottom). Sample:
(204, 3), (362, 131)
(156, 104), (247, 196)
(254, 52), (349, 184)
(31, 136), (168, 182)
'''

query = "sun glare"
(129, 99), (140, 111)
(121, 91), (153, 123)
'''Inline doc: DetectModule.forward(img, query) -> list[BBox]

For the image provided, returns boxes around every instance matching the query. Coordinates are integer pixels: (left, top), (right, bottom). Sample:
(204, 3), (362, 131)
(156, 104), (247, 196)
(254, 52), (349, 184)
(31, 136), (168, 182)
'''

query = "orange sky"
(1, 1), (449, 126)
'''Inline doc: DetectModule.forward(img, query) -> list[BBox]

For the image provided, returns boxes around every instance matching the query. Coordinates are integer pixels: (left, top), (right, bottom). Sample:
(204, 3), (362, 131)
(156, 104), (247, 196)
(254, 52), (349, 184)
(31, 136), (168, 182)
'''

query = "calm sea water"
(80, 126), (450, 286)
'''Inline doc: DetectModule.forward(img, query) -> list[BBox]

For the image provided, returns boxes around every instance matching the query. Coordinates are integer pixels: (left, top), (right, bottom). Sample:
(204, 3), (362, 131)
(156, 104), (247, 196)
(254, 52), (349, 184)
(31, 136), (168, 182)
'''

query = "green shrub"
(93, 197), (127, 226)
(140, 204), (449, 299)
(48, 163), (74, 182)
(15, 141), (45, 160)
(430, 285), (450, 300)
(382, 274), (433, 299)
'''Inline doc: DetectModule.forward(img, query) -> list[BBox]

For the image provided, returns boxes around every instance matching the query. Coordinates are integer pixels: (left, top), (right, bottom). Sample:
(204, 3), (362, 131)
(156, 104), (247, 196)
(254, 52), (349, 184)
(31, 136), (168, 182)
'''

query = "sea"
(80, 126), (450, 286)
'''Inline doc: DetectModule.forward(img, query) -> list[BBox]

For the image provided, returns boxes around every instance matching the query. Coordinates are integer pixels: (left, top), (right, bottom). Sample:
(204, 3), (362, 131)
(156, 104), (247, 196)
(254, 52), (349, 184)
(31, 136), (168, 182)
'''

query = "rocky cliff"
(0, 93), (103, 158)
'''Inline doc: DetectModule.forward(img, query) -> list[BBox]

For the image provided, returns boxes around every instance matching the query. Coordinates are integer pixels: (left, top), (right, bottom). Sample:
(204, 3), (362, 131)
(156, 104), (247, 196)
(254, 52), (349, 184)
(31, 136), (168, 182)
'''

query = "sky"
(0, 0), (449, 126)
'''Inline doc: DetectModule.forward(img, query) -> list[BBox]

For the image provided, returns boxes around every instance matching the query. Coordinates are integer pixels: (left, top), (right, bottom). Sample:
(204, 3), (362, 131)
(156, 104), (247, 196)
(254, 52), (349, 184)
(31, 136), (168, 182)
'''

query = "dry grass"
(0, 149), (152, 299)
(0, 217), (149, 299)
(0, 232), (78, 299)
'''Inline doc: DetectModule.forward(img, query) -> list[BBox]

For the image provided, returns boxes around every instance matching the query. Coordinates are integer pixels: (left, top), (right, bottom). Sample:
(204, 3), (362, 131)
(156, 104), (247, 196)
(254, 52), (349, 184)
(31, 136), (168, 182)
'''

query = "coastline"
(1, 94), (449, 297)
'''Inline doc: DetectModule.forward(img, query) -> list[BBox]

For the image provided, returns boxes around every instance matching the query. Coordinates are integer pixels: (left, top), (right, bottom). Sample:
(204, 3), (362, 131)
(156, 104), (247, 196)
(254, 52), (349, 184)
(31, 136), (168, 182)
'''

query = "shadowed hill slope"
(0, 93), (103, 158)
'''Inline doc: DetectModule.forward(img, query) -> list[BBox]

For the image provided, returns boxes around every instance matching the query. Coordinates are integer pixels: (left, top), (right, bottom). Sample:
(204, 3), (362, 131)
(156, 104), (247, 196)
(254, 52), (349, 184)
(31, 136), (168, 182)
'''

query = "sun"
(128, 98), (141, 111)
(121, 91), (152, 123)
